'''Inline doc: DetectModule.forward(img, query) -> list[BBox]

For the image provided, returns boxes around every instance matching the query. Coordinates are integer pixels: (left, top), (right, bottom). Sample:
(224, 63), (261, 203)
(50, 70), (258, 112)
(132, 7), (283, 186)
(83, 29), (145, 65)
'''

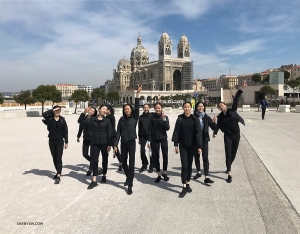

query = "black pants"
(82, 139), (93, 170)
(121, 141), (136, 187)
(179, 145), (194, 184)
(140, 136), (153, 168)
(92, 144), (108, 176)
(49, 139), (64, 174)
(114, 146), (121, 163)
(224, 132), (240, 172)
(261, 107), (266, 119)
(194, 141), (209, 176)
(152, 139), (168, 172)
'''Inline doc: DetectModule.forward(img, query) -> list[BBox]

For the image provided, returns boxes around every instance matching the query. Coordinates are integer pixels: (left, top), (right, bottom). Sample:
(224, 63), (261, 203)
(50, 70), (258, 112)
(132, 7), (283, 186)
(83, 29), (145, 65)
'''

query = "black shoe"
(98, 168), (103, 175)
(139, 166), (147, 173)
(54, 177), (60, 184)
(87, 181), (97, 189)
(155, 176), (161, 183)
(53, 174), (58, 179)
(118, 165), (122, 171)
(127, 187), (133, 195)
(186, 184), (192, 193)
(227, 175), (232, 183)
(124, 179), (128, 186)
(101, 176), (106, 183)
(162, 174), (169, 181)
(148, 166), (153, 173)
(193, 173), (201, 180)
(86, 170), (92, 176)
(179, 188), (187, 198)
(204, 178), (214, 184)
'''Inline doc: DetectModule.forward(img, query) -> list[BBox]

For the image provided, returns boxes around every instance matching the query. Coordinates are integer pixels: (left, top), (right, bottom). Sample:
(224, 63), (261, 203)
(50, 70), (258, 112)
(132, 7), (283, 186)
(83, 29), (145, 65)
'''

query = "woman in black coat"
(87, 105), (112, 189)
(77, 107), (97, 176)
(213, 80), (247, 183)
(106, 105), (122, 171)
(193, 102), (216, 184)
(113, 85), (141, 195)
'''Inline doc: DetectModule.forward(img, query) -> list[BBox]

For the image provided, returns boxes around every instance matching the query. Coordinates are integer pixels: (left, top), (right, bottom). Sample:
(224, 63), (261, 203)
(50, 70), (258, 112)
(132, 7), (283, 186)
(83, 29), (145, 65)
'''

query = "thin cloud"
(216, 40), (265, 56)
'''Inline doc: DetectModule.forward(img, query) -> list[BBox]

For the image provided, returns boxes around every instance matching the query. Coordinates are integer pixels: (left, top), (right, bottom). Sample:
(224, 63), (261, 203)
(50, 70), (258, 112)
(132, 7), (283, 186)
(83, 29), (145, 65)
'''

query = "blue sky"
(0, 0), (299, 92)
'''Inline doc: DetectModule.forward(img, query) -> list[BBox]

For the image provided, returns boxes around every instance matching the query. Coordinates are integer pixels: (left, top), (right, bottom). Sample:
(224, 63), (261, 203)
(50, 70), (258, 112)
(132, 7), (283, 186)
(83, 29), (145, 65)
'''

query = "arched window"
(184, 48), (189, 57)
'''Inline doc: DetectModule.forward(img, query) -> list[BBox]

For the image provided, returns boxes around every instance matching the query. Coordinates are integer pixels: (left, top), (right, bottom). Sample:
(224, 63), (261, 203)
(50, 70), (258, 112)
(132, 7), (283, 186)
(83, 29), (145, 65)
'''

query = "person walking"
(42, 106), (68, 184)
(193, 101), (216, 184)
(147, 103), (170, 183)
(106, 105), (122, 172)
(87, 105), (112, 189)
(213, 80), (247, 183)
(77, 106), (97, 176)
(259, 99), (269, 120)
(172, 102), (202, 198)
(113, 85), (141, 195)
(138, 103), (154, 173)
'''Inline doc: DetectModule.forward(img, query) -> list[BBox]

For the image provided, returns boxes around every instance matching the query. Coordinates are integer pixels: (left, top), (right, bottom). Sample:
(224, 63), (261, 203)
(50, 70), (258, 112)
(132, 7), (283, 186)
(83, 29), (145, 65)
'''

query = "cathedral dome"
(118, 56), (130, 66)
(179, 35), (188, 43)
(160, 32), (170, 41)
(131, 35), (149, 59)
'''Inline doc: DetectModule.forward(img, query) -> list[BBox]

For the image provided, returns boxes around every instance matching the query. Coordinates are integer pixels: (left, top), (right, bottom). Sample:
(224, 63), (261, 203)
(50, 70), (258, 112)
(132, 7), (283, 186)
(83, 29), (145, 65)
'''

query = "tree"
(0, 94), (4, 105)
(32, 85), (57, 113)
(91, 88), (106, 105)
(51, 90), (62, 107)
(260, 85), (276, 99)
(13, 90), (36, 110)
(106, 91), (120, 104)
(147, 96), (152, 102)
(70, 89), (90, 114)
(140, 96), (145, 100)
(262, 75), (269, 84)
(283, 70), (290, 83)
(284, 79), (300, 103)
(252, 73), (262, 83)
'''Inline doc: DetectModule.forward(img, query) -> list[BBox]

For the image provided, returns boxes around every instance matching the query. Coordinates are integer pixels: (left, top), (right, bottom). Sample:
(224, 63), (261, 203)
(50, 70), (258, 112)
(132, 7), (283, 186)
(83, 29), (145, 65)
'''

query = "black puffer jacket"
(89, 116), (112, 145)
(106, 114), (117, 147)
(77, 113), (92, 140)
(115, 98), (139, 145)
(172, 114), (202, 148)
(42, 109), (68, 143)
(193, 113), (216, 143)
(148, 113), (170, 141)
(138, 112), (153, 139)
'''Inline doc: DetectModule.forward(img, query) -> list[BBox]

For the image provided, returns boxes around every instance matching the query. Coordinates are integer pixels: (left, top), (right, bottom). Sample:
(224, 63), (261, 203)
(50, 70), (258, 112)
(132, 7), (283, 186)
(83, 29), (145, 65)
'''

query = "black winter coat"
(77, 113), (92, 140)
(148, 113), (170, 141)
(106, 114), (117, 147)
(193, 113), (216, 143)
(172, 114), (202, 149)
(89, 116), (112, 145)
(42, 109), (68, 143)
(115, 98), (139, 145)
(138, 112), (153, 139)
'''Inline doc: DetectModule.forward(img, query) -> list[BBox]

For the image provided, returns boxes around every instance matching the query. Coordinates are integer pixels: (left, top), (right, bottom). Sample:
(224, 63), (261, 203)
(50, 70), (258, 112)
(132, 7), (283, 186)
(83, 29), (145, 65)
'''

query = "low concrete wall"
(242, 105), (251, 112)
(0, 111), (27, 119)
(295, 105), (300, 113)
(278, 105), (290, 113)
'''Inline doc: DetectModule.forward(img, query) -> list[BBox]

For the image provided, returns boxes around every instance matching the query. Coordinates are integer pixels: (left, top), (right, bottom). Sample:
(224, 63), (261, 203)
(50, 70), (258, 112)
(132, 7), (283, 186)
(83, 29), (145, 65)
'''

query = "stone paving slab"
(0, 111), (299, 234)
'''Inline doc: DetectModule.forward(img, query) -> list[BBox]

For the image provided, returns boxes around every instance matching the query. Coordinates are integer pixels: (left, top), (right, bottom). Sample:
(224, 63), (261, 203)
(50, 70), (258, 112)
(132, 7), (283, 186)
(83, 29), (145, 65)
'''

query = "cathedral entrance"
(173, 70), (181, 90)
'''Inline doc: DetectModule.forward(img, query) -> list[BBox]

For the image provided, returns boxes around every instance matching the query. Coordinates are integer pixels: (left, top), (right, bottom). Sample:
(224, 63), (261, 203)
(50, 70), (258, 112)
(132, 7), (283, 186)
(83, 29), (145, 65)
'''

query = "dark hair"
(217, 101), (226, 107)
(52, 105), (61, 110)
(90, 106), (97, 116)
(143, 103), (150, 108)
(154, 102), (163, 108)
(194, 101), (206, 114)
(123, 104), (134, 117)
(99, 104), (107, 110)
(182, 101), (192, 107)
(106, 104), (115, 116)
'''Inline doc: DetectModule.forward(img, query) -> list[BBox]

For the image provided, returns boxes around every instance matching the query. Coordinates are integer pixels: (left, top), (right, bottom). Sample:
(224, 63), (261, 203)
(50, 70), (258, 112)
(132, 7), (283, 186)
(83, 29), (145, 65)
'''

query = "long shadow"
(23, 169), (55, 179)
(63, 164), (91, 185)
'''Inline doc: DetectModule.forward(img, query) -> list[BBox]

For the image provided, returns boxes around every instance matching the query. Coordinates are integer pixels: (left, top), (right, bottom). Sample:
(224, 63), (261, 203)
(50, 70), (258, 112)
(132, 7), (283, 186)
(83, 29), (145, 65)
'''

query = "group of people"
(43, 81), (248, 197)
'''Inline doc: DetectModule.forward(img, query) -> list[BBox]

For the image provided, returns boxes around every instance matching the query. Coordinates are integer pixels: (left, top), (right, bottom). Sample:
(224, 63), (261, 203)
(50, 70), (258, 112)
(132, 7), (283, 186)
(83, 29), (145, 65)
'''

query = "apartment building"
(220, 75), (238, 89)
(77, 85), (93, 95)
(291, 65), (300, 80)
(55, 84), (78, 98)
(193, 79), (206, 92)
(201, 78), (222, 91)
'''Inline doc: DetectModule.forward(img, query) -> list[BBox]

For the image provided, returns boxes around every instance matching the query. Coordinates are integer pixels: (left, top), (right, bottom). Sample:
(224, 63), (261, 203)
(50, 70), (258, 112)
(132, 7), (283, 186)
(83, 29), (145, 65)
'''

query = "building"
(219, 75), (238, 89)
(55, 84), (78, 98)
(291, 65), (300, 80)
(77, 85), (93, 96)
(193, 79), (206, 92)
(200, 78), (221, 91)
(237, 74), (256, 86)
(110, 32), (193, 93)
(269, 71), (284, 85)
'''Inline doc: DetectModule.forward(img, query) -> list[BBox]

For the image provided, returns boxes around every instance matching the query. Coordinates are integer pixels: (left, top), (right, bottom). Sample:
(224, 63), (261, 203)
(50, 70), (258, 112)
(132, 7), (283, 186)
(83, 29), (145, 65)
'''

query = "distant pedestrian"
(213, 80), (247, 183)
(77, 107), (98, 176)
(259, 99), (269, 120)
(42, 106), (68, 184)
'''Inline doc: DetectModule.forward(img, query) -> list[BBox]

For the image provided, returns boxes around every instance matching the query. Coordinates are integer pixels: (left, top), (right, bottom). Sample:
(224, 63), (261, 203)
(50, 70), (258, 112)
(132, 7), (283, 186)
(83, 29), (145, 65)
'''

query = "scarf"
(196, 111), (205, 129)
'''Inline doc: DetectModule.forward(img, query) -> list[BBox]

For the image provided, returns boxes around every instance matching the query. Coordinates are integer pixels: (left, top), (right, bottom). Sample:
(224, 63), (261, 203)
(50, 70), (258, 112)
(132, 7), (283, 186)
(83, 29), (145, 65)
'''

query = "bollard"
(211, 108), (213, 112)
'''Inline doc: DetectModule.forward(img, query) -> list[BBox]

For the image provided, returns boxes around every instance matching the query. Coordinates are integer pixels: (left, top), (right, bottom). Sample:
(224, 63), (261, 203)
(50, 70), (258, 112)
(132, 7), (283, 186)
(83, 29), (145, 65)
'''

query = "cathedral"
(110, 32), (193, 92)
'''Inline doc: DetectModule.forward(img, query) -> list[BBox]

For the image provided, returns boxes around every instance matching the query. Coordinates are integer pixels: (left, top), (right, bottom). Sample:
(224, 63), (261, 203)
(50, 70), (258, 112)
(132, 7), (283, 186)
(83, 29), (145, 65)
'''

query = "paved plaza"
(0, 108), (299, 234)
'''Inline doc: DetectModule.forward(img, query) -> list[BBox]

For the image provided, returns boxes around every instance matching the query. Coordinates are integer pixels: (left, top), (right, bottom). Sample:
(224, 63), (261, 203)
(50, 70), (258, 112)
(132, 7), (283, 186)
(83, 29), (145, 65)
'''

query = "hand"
(147, 144), (151, 149)
(161, 111), (166, 119)
(213, 134), (216, 138)
(107, 146), (111, 152)
(136, 84), (142, 98)
(198, 148), (202, 154)
(175, 146), (179, 154)
(53, 107), (60, 111)
(64, 143), (68, 149)
(84, 107), (89, 114)
(77, 138), (80, 143)
(113, 146), (117, 154)
(212, 115), (217, 123)
(240, 80), (247, 90)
